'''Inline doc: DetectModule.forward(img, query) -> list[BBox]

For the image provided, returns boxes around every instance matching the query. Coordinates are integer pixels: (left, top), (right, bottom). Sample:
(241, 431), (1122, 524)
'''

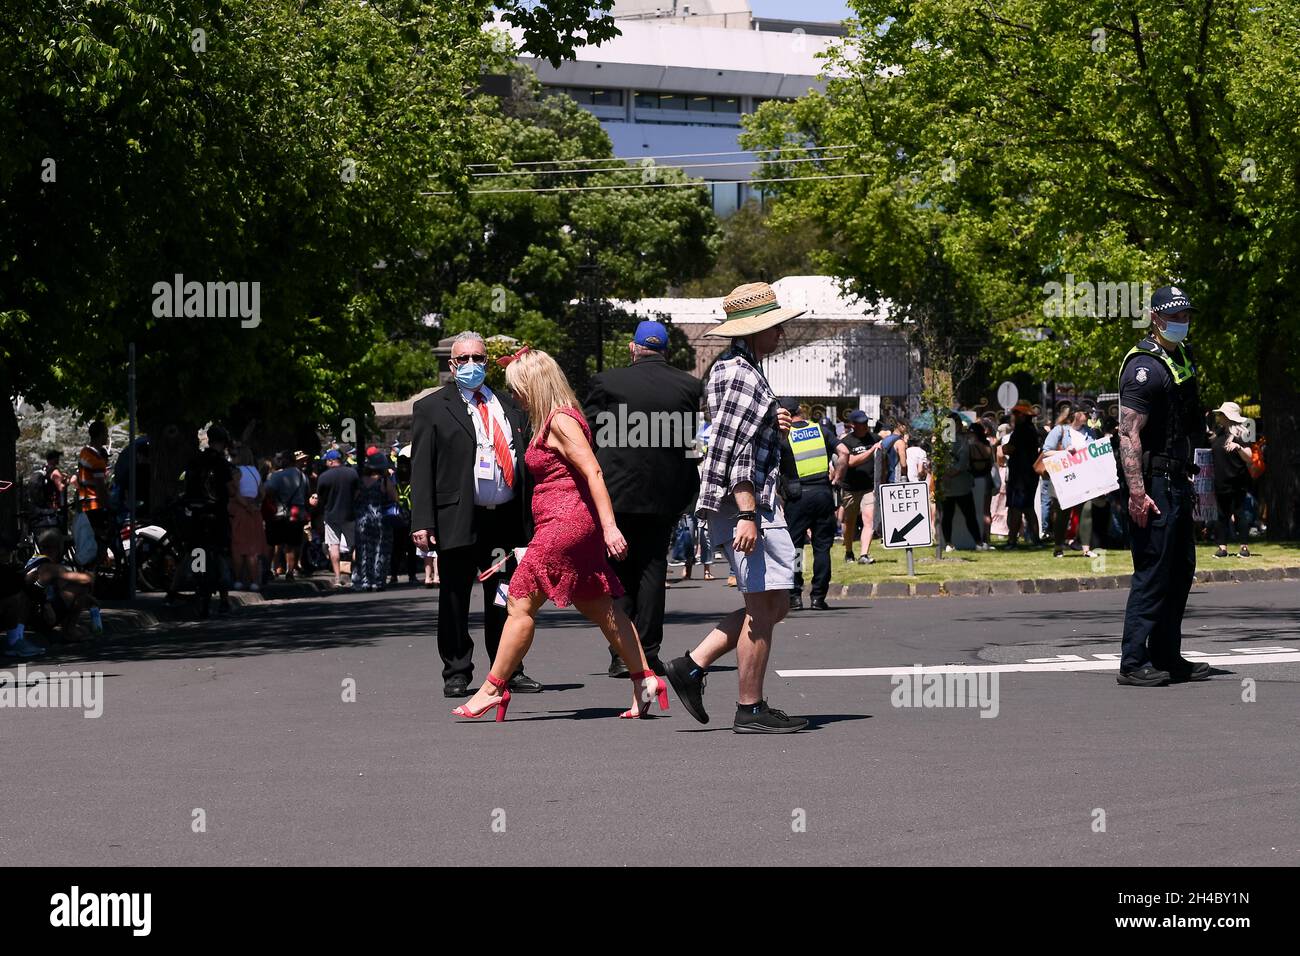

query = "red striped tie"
(473, 390), (514, 488)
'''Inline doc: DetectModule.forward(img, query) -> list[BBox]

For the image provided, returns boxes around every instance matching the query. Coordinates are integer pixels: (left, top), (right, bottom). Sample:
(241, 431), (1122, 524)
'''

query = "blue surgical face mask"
(1159, 318), (1189, 344)
(455, 361), (486, 390)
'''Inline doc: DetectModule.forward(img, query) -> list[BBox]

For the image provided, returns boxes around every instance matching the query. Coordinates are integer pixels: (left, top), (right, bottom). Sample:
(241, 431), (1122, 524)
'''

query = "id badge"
(494, 581), (509, 607)
(475, 445), (495, 480)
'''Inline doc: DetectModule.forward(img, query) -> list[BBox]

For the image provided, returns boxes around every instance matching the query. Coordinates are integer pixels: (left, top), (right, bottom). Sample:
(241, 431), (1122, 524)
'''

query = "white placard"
(1042, 437), (1121, 509)
(879, 481), (934, 549)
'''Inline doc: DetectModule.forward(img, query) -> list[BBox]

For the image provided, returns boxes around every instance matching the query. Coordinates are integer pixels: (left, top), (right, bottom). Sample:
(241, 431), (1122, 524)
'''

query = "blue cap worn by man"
(633, 320), (669, 351)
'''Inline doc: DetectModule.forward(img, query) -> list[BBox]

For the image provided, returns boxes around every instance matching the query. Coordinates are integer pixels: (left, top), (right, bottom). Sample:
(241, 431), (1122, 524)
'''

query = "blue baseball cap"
(847, 410), (870, 424)
(634, 320), (669, 350)
(323, 450), (341, 461)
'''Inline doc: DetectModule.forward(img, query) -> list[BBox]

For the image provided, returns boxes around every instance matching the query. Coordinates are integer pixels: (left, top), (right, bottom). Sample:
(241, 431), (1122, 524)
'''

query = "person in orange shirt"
(76, 421), (114, 562)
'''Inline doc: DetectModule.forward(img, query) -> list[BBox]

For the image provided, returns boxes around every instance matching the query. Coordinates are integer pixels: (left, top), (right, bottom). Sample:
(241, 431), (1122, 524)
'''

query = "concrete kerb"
(97, 577), (336, 636)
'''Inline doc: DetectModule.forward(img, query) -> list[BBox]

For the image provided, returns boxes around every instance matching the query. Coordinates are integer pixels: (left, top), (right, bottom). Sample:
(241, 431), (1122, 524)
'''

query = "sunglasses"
(451, 354), (488, 366)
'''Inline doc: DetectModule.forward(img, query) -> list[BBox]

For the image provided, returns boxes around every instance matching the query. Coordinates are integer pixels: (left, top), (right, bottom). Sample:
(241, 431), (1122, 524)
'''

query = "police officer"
(1116, 285), (1211, 686)
(778, 398), (838, 611)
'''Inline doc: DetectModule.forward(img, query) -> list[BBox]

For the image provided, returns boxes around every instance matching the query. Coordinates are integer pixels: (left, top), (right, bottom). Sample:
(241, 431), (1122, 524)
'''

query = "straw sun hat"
(705, 281), (807, 338)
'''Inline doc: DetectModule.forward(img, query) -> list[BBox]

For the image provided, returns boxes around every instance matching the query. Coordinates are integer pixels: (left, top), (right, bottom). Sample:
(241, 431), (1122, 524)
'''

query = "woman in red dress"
(452, 348), (669, 723)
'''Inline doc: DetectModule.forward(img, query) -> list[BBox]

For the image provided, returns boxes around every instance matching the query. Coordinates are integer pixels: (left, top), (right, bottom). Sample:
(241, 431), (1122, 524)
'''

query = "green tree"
(423, 65), (719, 396)
(0, 1), (619, 527)
(743, 0), (1300, 537)
(681, 200), (830, 296)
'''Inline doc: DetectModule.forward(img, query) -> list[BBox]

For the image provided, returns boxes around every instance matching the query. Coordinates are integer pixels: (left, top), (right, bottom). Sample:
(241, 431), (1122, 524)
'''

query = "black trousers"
(1214, 487), (1250, 547)
(941, 493), (982, 546)
(437, 507), (519, 683)
(608, 512), (676, 665)
(785, 482), (836, 600)
(1121, 476), (1195, 672)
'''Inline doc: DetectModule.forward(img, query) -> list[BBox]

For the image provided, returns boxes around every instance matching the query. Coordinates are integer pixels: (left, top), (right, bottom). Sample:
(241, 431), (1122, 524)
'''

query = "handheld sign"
(1041, 438), (1121, 510)
(879, 481), (933, 549)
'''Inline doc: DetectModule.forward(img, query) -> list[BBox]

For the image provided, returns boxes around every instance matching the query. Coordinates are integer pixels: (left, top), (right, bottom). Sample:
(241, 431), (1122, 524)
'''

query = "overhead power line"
(466, 144), (854, 169)
(470, 154), (850, 178)
(423, 171), (873, 197)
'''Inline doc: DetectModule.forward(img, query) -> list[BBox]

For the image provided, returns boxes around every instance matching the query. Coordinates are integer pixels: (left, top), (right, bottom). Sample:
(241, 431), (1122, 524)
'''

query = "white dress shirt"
(458, 384), (516, 507)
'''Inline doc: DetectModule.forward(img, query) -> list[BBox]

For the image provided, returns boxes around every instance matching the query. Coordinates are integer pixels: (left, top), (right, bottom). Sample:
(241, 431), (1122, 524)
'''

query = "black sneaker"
(844, 552), (856, 563)
(508, 672), (544, 694)
(789, 593), (803, 611)
(1166, 660), (1212, 683)
(1213, 547), (1229, 558)
(665, 653), (709, 724)
(1116, 665), (1171, 687)
(443, 676), (470, 698)
(1238, 546), (1251, 558)
(733, 701), (809, 734)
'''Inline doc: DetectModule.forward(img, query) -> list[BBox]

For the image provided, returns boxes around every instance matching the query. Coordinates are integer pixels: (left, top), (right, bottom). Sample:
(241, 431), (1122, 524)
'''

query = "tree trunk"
(0, 398), (17, 543)
(1259, 343), (1300, 540)
(148, 420), (197, 518)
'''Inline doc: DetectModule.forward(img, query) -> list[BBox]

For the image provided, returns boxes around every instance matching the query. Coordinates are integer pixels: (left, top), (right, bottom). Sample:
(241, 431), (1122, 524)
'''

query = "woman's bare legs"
(461, 591), (545, 712)
(572, 595), (651, 713)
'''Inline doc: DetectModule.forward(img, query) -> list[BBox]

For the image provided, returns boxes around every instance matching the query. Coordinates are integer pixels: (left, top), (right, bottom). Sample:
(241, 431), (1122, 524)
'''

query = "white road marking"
(777, 650), (1300, 677)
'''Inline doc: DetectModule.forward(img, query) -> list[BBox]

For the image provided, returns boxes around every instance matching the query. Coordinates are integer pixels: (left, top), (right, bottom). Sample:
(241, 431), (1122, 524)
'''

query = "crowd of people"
(3, 279), (1273, 707)
(2, 419), (440, 658)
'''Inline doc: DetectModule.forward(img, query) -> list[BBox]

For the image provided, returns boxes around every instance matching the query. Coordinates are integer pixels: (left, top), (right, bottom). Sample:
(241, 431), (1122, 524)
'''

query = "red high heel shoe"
(620, 669), (670, 719)
(452, 673), (511, 722)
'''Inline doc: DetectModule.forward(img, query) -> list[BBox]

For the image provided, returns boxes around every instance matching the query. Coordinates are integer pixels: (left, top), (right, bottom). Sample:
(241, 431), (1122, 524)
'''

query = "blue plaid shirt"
(696, 339), (782, 516)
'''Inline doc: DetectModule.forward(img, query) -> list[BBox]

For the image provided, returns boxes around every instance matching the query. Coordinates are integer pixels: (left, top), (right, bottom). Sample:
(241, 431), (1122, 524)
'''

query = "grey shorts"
(707, 501), (796, 594)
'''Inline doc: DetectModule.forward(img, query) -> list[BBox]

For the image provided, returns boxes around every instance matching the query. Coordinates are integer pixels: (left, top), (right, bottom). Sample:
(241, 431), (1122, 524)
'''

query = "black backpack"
(26, 467), (54, 511)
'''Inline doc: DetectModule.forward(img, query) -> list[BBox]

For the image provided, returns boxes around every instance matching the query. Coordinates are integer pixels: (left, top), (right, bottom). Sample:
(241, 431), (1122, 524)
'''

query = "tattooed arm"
(1118, 407), (1161, 528)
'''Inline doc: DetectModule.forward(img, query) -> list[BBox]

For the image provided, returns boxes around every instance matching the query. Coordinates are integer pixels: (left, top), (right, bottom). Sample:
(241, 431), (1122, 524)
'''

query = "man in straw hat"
(663, 282), (810, 733)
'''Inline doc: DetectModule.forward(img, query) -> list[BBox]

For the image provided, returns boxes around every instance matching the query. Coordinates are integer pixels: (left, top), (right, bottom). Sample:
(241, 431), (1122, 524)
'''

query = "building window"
(544, 85), (623, 107)
(714, 96), (740, 113)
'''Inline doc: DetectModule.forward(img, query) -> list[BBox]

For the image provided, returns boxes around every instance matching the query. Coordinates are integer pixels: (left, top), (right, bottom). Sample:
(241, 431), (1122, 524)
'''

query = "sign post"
(997, 380), (1019, 411)
(879, 481), (933, 576)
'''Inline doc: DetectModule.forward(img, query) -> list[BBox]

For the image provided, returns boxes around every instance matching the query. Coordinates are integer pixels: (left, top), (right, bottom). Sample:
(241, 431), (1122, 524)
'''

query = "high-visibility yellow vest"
(1119, 340), (1195, 385)
(787, 422), (829, 480)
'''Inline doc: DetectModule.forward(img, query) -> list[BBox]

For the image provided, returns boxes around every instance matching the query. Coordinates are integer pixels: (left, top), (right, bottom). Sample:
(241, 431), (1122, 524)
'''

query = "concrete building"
(614, 275), (917, 423)
(510, 0), (846, 215)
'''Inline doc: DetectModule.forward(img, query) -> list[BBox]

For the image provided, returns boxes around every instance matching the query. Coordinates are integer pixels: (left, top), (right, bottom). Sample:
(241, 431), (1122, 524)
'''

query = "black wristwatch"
(736, 511), (758, 523)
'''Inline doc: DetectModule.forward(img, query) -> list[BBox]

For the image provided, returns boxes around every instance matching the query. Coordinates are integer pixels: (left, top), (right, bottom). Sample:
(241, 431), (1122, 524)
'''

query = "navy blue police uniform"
(1117, 333), (1206, 678)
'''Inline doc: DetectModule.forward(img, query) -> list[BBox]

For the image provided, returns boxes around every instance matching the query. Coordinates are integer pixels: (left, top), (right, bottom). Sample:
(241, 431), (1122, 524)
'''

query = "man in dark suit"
(584, 321), (703, 677)
(410, 331), (541, 698)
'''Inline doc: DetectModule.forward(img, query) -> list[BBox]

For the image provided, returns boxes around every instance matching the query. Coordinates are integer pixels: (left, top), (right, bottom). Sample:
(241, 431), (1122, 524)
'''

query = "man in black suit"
(584, 321), (703, 677)
(410, 331), (541, 698)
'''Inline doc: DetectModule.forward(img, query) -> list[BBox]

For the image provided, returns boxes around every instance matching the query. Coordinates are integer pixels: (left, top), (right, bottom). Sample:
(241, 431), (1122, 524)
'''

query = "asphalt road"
(4, 574), (1297, 866)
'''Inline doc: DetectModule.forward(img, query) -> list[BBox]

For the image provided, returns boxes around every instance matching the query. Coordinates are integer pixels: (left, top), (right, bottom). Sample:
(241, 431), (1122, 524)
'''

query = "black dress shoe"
(789, 593), (804, 611)
(608, 658), (630, 679)
(443, 676), (471, 698)
(1116, 665), (1171, 687)
(809, 597), (831, 610)
(646, 656), (667, 677)
(508, 672), (544, 693)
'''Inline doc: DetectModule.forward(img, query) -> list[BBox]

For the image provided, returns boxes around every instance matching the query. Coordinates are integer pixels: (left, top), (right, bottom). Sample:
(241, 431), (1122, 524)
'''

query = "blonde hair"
(503, 349), (580, 445)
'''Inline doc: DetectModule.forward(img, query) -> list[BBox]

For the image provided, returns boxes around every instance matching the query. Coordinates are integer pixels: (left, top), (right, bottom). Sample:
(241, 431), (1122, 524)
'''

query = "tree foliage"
(743, 0), (1300, 535)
